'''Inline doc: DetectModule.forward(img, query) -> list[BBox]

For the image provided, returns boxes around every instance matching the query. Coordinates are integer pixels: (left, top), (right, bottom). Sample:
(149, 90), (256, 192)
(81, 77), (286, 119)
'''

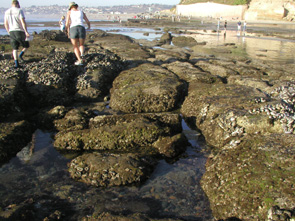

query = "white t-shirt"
(4, 7), (25, 32)
(60, 18), (65, 26)
(70, 10), (84, 28)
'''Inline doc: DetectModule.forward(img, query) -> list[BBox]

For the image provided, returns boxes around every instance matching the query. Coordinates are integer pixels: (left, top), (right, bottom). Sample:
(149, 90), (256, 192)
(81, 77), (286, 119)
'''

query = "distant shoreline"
(0, 13), (137, 23)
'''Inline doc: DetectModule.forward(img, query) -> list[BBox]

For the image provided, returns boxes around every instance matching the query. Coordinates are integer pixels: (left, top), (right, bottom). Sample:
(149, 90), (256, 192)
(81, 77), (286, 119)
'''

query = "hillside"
(178, 0), (295, 21)
(179, 0), (250, 5)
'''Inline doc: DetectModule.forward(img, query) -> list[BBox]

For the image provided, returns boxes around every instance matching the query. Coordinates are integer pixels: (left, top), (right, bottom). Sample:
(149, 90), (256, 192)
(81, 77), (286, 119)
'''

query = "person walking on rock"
(4, 0), (30, 68)
(66, 2), (90, 66)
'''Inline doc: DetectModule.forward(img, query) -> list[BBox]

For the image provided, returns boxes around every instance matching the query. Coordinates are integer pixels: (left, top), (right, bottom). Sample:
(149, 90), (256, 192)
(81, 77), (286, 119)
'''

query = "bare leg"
(12, 49), (20, 67)
(71, 38), (81, 62)
(12, 49), (18, 60)
(79, 38), (85, 57)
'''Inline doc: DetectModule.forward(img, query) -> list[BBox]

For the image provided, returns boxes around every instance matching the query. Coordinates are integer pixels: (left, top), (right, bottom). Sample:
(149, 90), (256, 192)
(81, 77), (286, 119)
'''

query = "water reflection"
(188, 30), (295, 64)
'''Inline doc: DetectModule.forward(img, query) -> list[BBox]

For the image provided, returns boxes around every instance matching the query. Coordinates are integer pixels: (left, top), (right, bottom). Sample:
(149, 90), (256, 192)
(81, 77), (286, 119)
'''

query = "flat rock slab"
(68, 152), (157, 187)
(54, 113), (187, 158)
(110, 63), (187, 113)
(162, 61), (221, 84)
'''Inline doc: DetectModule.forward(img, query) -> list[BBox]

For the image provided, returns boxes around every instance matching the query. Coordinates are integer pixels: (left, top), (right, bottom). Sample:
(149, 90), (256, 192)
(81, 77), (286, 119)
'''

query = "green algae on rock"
(200, 134), (295, 220)
(54, 113), (187, 158)
(68, 152), (157, 187)
(109, 63), (187, 113)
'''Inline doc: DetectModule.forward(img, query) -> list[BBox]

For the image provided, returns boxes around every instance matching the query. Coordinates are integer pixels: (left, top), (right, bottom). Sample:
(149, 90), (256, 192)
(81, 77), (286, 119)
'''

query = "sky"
(1, 0), (180, 8)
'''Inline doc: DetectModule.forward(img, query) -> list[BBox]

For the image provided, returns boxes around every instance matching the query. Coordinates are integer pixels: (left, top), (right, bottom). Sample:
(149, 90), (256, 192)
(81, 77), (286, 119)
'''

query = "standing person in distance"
(4, 0), (30, 68)
(243, 20), (247, 32)
(237, 20), (242, 31)
(66, 2), (90, 66)
(59, 15), (66, 32)
(224, 20), (227, 32)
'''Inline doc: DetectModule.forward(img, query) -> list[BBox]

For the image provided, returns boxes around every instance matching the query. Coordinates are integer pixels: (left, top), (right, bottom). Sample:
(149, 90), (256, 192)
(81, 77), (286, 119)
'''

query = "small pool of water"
(0, 120), (213, 220)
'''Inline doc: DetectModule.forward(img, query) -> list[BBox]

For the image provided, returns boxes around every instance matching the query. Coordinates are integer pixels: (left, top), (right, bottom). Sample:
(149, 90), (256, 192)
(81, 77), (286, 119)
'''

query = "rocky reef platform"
(0, 19), (295, 220)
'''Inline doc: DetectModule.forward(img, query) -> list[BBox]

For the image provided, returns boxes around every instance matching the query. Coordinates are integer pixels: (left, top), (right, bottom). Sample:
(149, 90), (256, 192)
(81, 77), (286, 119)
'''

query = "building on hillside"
(176, 2), (247, 19)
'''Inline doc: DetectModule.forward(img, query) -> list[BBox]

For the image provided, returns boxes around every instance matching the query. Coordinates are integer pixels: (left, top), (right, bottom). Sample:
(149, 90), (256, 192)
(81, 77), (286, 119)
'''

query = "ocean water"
(0, 21), (162, 41)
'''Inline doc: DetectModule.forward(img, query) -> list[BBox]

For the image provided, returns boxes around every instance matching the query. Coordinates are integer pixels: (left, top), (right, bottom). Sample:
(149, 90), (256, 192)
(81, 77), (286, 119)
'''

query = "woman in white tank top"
(66, 2), (90, 65)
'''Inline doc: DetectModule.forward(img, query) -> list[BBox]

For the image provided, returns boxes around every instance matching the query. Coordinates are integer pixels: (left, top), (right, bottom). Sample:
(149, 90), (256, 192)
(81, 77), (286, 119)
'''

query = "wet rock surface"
(0, 120), (34, 165)
(53, 112), (187, 161)
(201, 134), (295, 220)
(0, 20), (295, 220)
(172, 36), (198, 47)
(68, 153), (157, 187)
(109, 63), (187, 113)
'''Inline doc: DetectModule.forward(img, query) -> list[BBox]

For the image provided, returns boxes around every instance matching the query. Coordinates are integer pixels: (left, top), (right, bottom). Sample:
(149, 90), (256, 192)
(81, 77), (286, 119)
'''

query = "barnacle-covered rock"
(110, 63), (187, 113)
(54, 117), (164, 151)
(53, 108), (88, 132)
(24, 52), (74, 107)
(159, 32), (172, 45)
(0, 64), (30, 120)
(153, 133), (188, 158)
(162, 61), (221, 84)
(54, 113), (187, 158)
(181, 82), (273, 148)
(89, 31), (151, 61)
(201, 134), (295, 220)
(89, 113), (182, 134)
(82, 211), (183, 220)
(249, 81), (295, 134)
(68, 152), (157, 187)
(172, 36), (197, 47)
(195, 60), (238, 78)
(75, 52), (125, 101)
(35, 105), (68, 130)
(39, 30), (69, 42)
(153, 47), (189, 63)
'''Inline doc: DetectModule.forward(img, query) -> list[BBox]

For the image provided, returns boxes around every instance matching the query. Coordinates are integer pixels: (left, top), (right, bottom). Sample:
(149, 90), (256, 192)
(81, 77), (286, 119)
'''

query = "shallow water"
(0, 120), (213, 220)
(1, 21), (295, 63)
(188, 30), (295, 64)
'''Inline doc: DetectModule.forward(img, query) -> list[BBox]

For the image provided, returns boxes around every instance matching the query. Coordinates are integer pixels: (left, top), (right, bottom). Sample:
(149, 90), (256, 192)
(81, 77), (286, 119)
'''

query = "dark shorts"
(10, 31), (30, 50)
(70, 26), (86, 39)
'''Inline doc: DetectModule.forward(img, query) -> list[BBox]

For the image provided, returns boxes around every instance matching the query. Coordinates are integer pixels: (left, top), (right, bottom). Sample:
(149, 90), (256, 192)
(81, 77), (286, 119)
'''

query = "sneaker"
(74, 60), (83, 66)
